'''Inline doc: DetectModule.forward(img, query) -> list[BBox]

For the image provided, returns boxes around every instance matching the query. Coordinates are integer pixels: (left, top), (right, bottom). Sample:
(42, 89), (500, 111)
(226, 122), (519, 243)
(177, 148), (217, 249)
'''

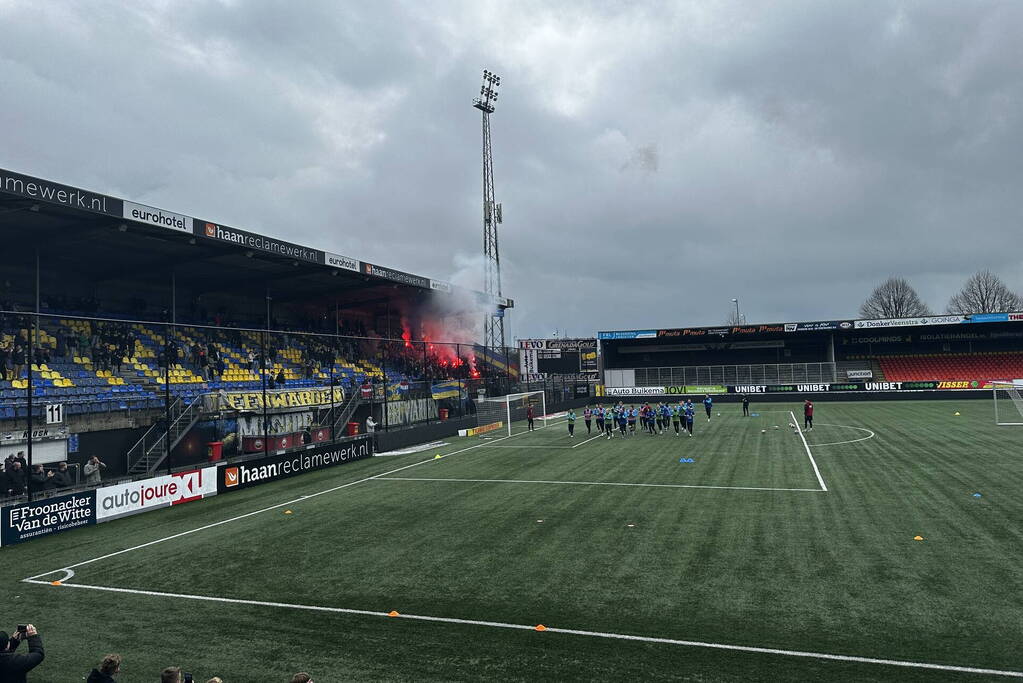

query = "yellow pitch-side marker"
(388, 610), (400, 617)
(954, 412), (961, 416)
(284, 510), (293, 515)
(435, 454), (442, 459)
(535, 624), (547, 632)
(913, 535), (924, 541)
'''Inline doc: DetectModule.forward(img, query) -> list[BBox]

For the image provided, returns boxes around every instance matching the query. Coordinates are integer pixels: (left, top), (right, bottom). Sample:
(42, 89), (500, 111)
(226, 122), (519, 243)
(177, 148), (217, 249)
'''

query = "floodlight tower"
(473, 69), (505, 355)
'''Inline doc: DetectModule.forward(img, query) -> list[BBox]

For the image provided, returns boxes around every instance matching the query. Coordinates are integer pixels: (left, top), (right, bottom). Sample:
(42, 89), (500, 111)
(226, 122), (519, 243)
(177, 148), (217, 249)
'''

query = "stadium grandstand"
(0, 166), (519, 496)
(598, 314), (1023, 393)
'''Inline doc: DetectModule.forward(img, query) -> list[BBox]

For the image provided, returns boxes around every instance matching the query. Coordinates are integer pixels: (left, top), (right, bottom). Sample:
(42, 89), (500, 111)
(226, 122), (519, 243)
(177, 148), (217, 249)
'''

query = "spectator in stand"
(6, 461), (26, 496)
(87, 653), (122, 682)
(0, 464), (8, 498)
(276, 368), (286, 387)
(0, 624), (44, 681)
(0, 340), (11, 381)
(84, 456), (106, 486)
(29, 465), (49, 493)
(14, 451), (27, 470)
(291, 673), (313, 683)
(215, 355), (226, 379)
(248, 350), (258, 373)
(52, 462), (73, 489)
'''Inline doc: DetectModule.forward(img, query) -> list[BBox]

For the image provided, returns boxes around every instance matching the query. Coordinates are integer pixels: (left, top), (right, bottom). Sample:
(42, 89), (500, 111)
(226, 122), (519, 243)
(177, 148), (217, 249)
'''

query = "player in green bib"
(567, 409), (576, 438)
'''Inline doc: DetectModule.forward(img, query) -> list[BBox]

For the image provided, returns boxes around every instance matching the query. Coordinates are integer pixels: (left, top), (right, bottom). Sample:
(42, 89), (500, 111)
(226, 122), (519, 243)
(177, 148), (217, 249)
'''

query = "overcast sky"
(2, 1), (1022, 339)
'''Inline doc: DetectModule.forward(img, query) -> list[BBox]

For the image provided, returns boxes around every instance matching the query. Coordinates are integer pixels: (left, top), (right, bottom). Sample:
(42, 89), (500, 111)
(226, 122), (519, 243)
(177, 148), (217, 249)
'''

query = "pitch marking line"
(22, 425), (543, 583)
(571, 433), (606, 448)
(375, 477), (824, 493)
(806, 423), (876, 448)
(790, 411), (828, 492)
(21, 580), (1022, 679)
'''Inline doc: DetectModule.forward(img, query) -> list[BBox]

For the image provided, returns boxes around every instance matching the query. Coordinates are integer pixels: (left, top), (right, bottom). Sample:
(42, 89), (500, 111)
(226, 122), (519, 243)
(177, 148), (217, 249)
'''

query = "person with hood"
(0, 624), (44, 681)
(87, 654), (121, 682)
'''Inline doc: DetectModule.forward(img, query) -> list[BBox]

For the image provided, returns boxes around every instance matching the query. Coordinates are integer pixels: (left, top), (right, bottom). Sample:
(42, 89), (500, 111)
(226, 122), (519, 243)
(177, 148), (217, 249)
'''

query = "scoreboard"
(519, 338), (598, 382)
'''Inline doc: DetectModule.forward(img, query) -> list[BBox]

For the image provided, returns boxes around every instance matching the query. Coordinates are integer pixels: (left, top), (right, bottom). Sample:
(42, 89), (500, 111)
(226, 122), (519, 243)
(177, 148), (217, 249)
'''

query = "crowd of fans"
(1, 628), (316, 682)
(0, 452), (106, 501)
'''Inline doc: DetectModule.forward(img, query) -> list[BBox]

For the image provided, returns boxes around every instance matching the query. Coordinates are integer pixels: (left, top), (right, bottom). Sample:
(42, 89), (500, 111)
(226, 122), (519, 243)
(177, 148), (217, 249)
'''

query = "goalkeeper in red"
(803, 399), (814, 430)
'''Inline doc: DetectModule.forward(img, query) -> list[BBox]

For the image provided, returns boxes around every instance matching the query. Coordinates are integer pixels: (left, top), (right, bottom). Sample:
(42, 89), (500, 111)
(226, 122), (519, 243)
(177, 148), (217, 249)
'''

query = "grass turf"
(2, 399), (1021, 681)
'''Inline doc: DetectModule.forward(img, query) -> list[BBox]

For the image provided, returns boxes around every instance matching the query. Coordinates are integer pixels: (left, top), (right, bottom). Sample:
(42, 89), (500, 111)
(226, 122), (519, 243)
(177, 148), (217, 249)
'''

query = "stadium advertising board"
(324, 251), (360, 272)
(218, 436), (373, 493)
(96, 467), (218, 522)
(197, 220), (321, 263)
(854, 315), (964, 329)
(729, 381), (995, 394)
(429, 279), (453, 293)
(598, 330), (657, 340)
(122, 201), (192, 233)
(519, 339), (598, 379)
(784, 321), (854, 332)
(604, 386), (727, 397)
(0, 168), (122, 216)
(362, 263), (430, 289)
(1, 491), (96, 547)
(201, 387), (344, 412)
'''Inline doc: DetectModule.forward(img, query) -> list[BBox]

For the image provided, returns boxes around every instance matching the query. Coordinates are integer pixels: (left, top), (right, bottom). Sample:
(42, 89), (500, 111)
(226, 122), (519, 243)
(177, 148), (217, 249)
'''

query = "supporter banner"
(202, 387), (344, 412)
(431, 380), (466, 400)
(122, 201), (192, 233)
(196, 220), (321, 263)
(0, 167), (122, 216)
(855, 315), (964, 329)
(598, 330), (657, 340)
(580, 349), (598, 371)
(238, 412), (313, 437)
(324, 251), (360, 271)
(96, 467), (218, 522)
(362, 262), (430, 289)
(1, 491), (96, 546)
(218, 436), (373, 493)
(387, 398), (438, 426)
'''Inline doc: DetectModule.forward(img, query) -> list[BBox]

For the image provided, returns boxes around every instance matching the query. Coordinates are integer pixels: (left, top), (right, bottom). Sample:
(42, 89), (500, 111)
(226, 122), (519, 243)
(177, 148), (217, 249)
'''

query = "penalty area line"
(23, 580), (1022, 679)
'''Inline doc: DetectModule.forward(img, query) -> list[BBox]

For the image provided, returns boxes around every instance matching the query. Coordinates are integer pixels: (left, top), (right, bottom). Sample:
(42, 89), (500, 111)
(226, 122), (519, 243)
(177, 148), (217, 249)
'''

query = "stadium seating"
(878, 352), (1023, 381)
(0, 317), (400, 418)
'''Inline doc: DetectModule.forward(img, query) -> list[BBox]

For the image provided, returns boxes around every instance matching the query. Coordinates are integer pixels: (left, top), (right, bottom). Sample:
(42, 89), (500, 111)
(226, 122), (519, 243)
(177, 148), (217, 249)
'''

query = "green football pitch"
(3, 400), (1022, 681)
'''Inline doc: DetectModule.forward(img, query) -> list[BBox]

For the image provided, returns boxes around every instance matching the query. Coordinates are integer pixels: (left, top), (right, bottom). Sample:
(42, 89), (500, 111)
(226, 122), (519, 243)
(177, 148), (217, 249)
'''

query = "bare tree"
(859, 277), (932, 319)
(947, 270), (1023, 314)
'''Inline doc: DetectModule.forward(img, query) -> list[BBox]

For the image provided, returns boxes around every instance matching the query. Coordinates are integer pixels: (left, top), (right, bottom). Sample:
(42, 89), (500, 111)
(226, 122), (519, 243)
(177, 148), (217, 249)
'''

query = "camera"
(16, 625), (27, 634)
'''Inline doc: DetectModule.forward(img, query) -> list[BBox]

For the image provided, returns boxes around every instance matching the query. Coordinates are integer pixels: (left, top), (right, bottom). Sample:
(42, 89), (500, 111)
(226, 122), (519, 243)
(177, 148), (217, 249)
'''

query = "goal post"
(991, 381), (1023, 426)
(475, 391), (547, 437)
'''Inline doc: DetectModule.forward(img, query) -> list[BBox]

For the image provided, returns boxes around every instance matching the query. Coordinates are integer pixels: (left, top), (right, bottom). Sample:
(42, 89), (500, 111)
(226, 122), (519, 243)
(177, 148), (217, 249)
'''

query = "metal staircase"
(329, 389), (363, 438)
(125, 396), (204, 475)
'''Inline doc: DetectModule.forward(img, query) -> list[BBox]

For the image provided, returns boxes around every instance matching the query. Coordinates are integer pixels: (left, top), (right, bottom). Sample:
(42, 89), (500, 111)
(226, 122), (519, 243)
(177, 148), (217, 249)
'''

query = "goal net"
(473, 391), (547, 437)
(991, 381), (1023, 425)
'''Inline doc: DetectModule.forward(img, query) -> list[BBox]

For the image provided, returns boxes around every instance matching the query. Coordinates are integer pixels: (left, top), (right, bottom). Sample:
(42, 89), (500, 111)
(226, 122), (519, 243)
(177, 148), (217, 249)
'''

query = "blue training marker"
(678, 458), (694, 463)
(750, 412), (760, 417)
(973, 493), (982, 498)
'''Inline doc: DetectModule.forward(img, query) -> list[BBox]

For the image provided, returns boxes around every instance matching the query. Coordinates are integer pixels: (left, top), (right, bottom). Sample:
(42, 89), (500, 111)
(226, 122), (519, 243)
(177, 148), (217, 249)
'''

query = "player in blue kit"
(619, 407), (629, 436)
(684, 399), (695, 436)
(703, 394), (713, 422)
(671, 402), (681, 436)
(595, 405), (605, 434)
(628, 406), (638, 435)
(659, 403), (670, 433)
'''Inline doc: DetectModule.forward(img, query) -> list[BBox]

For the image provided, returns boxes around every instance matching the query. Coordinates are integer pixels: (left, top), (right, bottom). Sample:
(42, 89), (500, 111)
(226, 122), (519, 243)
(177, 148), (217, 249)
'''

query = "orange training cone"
(913, 535), (924, 541)
(388, 610), (400, 617)
(535, 624), (547, 631)
(50, 581), (62, 586)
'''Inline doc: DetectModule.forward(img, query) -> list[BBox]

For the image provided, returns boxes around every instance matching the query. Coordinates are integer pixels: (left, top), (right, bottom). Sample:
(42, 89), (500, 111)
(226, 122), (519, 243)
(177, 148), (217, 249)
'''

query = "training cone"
(913, 535), (924, 541)
(954, 411), (960, 416)
(50, 581), (62, 586)
(284, 510), (293, 515)
(535, 624), (547, 632)
(973, 493), (982, 498)
(388, 610), (400, 617)
(435, 454), (442, 459)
